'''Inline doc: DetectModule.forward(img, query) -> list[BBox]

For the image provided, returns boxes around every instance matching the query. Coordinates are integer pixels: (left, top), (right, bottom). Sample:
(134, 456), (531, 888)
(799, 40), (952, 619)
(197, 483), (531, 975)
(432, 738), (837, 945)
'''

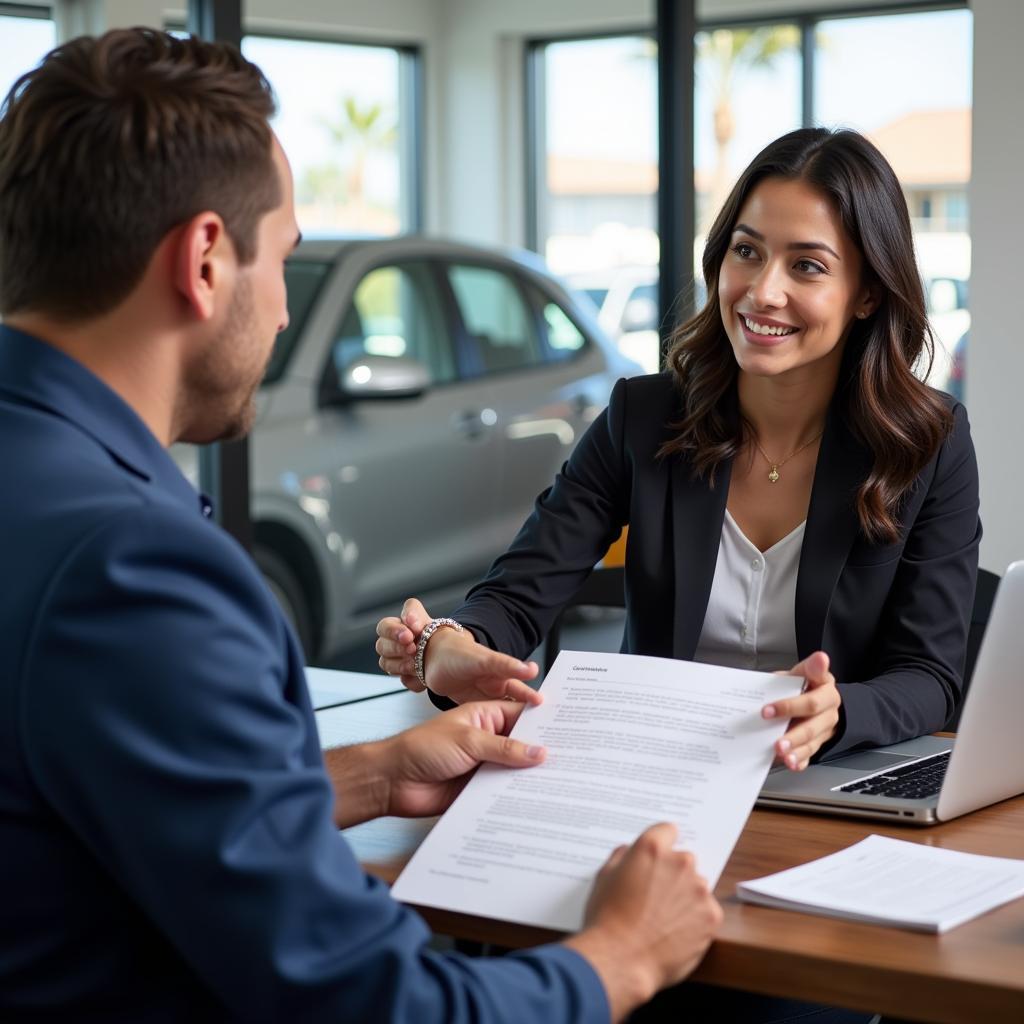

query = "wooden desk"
(318, 693), (1024, 1024)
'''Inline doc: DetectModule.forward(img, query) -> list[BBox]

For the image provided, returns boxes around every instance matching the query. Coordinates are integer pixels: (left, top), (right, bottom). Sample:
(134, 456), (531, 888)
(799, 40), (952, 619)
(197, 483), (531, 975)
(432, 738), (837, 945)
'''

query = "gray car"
(178, 237), (641, 660)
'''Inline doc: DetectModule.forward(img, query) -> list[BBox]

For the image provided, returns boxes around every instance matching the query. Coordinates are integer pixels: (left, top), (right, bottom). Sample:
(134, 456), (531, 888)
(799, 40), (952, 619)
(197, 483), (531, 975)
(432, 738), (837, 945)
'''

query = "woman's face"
(718, 176), (876, 382)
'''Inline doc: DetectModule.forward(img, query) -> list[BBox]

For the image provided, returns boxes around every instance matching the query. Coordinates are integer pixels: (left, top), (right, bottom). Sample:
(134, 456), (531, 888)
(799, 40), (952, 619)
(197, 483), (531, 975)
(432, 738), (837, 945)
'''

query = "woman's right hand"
(375, 598), (542, 705)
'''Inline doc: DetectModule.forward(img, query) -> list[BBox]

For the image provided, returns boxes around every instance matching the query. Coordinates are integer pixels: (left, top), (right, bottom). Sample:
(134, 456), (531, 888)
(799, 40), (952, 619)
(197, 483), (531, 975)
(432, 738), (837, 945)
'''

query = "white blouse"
(693, 509), (804, 672)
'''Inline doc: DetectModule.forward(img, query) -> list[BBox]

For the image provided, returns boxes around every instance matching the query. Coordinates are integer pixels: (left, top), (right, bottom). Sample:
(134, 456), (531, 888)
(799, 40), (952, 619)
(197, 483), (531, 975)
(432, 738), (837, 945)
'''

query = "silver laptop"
(757, 560), (1024, 825)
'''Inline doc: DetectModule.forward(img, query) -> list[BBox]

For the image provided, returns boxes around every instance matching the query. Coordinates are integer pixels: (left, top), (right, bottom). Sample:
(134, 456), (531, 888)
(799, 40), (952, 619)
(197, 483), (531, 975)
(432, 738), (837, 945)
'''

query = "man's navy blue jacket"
(0, 326), (606, 1022)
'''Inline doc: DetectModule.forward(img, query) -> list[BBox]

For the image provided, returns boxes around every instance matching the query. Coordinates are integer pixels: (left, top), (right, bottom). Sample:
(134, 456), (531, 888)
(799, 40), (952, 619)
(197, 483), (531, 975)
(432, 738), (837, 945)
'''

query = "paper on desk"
(390, 650), (801, 931)
(737, 834), (1024, 933)
(305, 666), (403, 710)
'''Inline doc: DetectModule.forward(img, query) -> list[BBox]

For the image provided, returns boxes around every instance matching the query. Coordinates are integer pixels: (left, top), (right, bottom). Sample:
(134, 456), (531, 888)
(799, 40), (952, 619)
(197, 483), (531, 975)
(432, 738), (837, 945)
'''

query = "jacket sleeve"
(453, 377), (633, 660)
(827, 401), (982, 755)
(19, 506), (608, 1024)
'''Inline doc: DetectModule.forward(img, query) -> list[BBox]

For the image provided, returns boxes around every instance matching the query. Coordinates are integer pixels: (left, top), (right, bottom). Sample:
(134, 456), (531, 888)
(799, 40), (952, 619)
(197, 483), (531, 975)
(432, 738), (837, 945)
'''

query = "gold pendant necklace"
(752, 431), (824, 483)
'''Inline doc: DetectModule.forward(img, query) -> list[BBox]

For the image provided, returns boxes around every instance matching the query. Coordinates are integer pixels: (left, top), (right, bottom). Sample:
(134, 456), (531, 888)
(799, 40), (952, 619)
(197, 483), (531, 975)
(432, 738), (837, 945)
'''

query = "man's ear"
(173, 212), (231, 322)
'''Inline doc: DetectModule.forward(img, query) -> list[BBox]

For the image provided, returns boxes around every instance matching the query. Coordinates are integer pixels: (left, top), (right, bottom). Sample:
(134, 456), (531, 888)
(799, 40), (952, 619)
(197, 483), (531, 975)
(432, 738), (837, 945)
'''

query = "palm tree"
(321, 96), (398, 210)
(697, 26), (800, 228)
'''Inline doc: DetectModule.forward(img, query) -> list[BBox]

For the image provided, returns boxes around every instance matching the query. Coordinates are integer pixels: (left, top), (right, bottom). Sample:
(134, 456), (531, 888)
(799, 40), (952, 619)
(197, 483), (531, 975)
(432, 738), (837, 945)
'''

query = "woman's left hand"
(763, 650), (841, 771)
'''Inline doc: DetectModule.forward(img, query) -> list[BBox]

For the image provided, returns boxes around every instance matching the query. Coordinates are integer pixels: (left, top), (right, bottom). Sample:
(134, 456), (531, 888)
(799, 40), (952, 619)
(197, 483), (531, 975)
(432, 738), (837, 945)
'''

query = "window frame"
(164, 20), (425, 234)
(524, 1), (970, 258)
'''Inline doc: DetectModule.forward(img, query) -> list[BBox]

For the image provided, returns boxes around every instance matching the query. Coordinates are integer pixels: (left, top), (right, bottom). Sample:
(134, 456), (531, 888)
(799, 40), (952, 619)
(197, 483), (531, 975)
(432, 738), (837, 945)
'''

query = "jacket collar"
(0, 325), (206, 516)
(670, 383), (870, 659)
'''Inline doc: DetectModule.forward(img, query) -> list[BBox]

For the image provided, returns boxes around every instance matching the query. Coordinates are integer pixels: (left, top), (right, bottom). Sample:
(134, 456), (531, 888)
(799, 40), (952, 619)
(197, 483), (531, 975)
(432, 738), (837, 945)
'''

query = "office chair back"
(947, 567), (1000, 731)
(542, 566), (625, 674)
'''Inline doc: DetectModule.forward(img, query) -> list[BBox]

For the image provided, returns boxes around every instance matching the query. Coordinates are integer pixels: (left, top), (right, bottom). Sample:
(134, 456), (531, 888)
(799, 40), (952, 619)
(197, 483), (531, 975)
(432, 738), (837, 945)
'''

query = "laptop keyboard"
(837, 750), (951, 799)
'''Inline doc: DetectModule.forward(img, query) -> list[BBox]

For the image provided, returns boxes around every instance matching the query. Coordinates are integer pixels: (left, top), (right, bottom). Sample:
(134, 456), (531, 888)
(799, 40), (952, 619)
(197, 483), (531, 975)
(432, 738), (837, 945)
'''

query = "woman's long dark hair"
(661, 127), (953, 544)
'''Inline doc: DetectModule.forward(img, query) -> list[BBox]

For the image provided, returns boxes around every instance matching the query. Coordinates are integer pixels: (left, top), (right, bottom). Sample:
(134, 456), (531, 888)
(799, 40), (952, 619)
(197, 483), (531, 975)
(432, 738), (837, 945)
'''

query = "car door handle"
(451, 408), (496, 439)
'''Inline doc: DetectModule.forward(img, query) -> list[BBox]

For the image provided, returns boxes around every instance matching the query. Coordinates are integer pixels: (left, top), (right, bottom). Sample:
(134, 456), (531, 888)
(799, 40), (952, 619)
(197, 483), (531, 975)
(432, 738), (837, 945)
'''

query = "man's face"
(183, 137), (300, 444)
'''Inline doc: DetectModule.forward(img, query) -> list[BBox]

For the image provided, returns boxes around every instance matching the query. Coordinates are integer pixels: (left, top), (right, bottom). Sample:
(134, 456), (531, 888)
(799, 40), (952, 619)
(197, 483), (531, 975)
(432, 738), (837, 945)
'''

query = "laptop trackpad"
(823, 750), (921, 773)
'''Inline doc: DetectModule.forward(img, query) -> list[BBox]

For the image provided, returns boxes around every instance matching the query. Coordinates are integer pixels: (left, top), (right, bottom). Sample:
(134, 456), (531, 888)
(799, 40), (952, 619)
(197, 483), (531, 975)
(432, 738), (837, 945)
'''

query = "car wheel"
(254, 544), (315, 659)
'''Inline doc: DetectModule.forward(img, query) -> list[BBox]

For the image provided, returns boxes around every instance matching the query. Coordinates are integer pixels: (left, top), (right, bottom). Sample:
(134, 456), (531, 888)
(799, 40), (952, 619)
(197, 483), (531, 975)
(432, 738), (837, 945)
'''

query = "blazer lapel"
(795, 408), (871, 658)
(672, 455), (732, 659)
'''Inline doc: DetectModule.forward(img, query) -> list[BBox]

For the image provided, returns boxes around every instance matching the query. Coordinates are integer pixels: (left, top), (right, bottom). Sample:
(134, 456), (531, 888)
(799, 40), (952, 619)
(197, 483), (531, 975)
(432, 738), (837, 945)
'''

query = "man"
(0, 28), (720, 1021)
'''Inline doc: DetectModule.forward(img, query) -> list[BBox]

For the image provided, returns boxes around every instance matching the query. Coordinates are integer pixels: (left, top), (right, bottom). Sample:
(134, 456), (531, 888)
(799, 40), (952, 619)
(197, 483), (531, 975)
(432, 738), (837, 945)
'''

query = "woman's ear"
(856, 280), (883, 320)
(173, 212), (230, 321)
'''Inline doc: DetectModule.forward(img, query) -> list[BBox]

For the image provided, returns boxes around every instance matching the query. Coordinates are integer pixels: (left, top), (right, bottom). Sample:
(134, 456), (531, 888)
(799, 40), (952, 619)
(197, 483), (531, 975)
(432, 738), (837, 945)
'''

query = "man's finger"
(599, 844), (629, 874)
(631, 821), (679, 854)
(469, 730), (546, 768)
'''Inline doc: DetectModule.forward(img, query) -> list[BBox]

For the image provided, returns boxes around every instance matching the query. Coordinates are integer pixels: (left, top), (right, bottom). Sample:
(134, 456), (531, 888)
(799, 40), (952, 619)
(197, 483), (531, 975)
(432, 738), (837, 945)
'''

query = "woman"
(377, 127), (980, 771)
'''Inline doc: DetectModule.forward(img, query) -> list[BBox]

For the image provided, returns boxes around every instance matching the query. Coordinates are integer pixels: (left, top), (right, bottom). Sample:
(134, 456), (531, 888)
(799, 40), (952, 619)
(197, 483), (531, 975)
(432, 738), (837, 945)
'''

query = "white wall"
(968, 0), (1024, 573)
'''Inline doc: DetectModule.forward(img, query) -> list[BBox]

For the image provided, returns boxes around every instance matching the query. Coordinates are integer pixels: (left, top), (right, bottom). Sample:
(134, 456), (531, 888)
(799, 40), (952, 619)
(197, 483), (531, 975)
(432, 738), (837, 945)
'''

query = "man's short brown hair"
(0, 28), (280, 320)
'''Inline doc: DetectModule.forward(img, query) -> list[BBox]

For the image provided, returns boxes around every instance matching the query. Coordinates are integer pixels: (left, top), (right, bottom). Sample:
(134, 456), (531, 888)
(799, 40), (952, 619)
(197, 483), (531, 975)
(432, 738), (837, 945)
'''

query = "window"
(241, 35), (418, 238)
(449, 265), (542, 374)
(813, 7), (972, 392)
(530, 6), (971, 388)
(331, 264), (453, 385)
(0, 10), (55, 101)
(694, 25), (801, 243)
(530, 36), (659, 372)
(536, 295), (587, 360)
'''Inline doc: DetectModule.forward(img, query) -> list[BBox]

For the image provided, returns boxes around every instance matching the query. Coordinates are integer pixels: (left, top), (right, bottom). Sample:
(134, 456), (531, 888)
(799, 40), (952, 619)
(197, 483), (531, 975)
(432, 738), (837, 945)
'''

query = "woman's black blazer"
(454, 372), (981, 758)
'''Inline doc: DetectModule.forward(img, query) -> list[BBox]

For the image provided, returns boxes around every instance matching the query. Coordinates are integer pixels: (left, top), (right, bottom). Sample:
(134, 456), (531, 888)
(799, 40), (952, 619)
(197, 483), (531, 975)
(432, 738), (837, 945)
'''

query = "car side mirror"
(326, 354), (431, 404)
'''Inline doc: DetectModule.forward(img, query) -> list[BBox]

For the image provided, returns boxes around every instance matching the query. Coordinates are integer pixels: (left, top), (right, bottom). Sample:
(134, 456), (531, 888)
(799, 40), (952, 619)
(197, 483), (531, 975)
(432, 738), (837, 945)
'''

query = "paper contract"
(737, 834), (1024, 933)
(391, 650), (801, 931)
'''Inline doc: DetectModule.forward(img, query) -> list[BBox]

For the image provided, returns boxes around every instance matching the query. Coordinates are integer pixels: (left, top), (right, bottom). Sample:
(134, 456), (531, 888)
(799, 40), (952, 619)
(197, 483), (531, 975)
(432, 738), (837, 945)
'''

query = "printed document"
(737, 834), (1024, 932)
(391, 650), (801, 931)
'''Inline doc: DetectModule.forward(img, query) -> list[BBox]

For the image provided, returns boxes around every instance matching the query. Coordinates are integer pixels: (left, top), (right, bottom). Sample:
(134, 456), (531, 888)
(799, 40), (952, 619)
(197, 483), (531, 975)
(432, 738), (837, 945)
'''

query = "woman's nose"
(746, 262), (786, 309)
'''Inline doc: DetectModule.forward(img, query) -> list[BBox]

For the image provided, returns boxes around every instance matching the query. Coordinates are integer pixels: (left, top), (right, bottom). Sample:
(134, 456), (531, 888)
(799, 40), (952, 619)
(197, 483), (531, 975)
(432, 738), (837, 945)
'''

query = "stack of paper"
(737, 834), (1024, 933)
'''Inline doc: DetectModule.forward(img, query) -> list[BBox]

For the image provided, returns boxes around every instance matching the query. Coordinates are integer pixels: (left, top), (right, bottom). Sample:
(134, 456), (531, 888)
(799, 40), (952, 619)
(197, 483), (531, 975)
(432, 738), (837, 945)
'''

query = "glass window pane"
(334, 264), (454, 384)
(0, 14), (55, 102)
(541, 300), (586, 356)
(242, 36), (408, 238)
(814, 8), (972, 395)
(694, 25), (801, 261)
(449, 265), (541, 373)
(535, 36), (659, 373)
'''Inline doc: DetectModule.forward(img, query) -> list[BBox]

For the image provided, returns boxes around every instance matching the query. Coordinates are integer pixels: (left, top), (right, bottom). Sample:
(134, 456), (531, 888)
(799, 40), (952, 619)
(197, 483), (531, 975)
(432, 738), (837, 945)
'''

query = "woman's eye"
(732, 243), (756, 259)
(795, 258), (826, 275)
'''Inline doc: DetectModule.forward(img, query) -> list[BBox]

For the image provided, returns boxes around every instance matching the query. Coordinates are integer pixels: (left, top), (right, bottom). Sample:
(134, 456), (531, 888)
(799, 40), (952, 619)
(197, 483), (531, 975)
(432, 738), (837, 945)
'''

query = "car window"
(523, 283), (588, 362)
(621, 283), (659, 333)
(627, 283), (658, 307)
(263, 259), (332, 385)
(448, 264), (543, 374)
(331, 262), (455, 384)
(542, 301), (587, 357)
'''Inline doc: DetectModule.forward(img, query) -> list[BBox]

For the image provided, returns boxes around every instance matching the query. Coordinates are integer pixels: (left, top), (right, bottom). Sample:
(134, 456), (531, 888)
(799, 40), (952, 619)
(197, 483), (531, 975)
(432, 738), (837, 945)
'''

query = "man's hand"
(565, 823), (723, 1021)
(764, 650), (841, 770)
(376, 598), (542, 706)
(327, 701), (545, 828)
(385, 700), (545, 817)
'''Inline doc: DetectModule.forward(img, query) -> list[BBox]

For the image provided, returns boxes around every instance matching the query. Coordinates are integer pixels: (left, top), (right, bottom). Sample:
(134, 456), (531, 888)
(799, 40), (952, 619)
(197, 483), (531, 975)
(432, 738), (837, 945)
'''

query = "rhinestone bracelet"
(414, 617), (465, 689)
